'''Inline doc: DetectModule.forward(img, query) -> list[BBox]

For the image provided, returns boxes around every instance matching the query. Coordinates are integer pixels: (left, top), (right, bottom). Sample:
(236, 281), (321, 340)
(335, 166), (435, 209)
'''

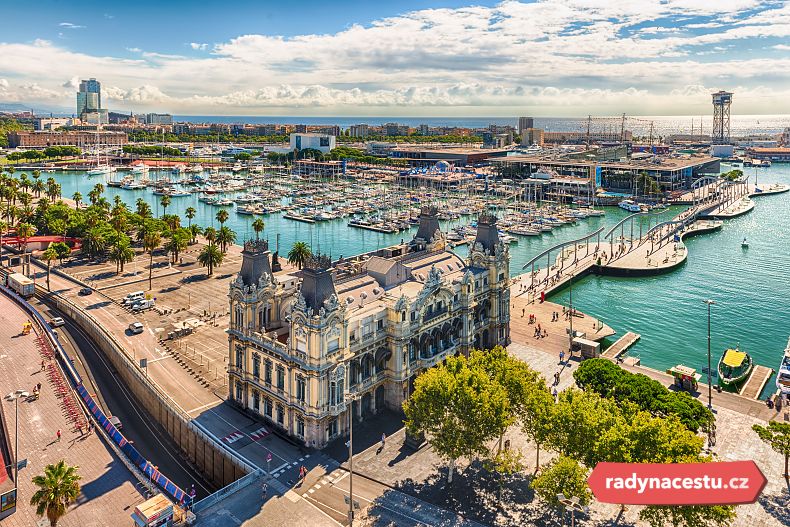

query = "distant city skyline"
(1, 0), (790, 116)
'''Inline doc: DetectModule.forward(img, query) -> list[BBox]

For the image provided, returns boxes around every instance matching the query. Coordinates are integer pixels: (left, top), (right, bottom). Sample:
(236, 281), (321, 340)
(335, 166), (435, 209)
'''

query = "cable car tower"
(711, 91), (733, 145)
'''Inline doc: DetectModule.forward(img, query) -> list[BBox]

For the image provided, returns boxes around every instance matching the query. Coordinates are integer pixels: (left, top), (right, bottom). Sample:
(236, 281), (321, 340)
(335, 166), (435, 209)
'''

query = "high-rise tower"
(711, 91), (733, 145)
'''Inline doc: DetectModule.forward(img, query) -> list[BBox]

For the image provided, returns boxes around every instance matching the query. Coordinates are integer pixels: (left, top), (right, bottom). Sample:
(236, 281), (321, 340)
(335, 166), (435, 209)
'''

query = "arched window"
(235, 304), (244, 328)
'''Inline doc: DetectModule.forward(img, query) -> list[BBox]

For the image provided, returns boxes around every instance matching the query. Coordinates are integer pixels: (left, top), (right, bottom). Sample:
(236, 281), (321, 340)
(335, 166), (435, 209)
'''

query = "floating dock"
(739, 365), (774, 400)
(602, 331), (641, 359)
(282, 213), (315, 224)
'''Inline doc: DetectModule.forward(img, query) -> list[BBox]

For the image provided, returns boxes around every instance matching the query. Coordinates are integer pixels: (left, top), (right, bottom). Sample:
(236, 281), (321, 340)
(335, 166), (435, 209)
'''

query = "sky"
(1, 0), (790, 117)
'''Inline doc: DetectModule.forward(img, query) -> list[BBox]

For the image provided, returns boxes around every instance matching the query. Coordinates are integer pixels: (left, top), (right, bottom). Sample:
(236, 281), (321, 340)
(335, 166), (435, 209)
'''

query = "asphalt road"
(31, 293), (217, 499)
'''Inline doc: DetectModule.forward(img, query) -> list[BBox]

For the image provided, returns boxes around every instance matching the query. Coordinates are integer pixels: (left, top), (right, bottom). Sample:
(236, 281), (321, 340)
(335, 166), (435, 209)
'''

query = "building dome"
(435, 160), (451, 171)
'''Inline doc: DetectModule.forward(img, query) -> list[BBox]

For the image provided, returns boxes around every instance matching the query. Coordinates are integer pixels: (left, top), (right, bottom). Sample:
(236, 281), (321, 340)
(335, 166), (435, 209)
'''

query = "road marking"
(222, 431), (244, 444)
(300, 495), (344, 527)
(249, 426), (269, 441)
(314, 484), (321, 490)
(186, 401), (220, 414)
(308, 488), (315, 494)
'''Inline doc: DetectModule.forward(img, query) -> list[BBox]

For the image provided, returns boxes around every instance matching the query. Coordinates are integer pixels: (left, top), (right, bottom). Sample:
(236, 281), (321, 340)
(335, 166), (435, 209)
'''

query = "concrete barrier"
(41, 290), (253, 488)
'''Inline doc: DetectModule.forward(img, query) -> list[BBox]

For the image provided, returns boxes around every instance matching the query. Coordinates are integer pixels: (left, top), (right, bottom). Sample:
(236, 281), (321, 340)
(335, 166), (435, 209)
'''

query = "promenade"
(0, 292), (145, 527)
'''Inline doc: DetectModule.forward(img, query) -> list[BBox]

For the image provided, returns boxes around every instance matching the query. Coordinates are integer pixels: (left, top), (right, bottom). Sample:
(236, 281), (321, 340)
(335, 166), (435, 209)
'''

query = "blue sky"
(1, 0), (790, 116)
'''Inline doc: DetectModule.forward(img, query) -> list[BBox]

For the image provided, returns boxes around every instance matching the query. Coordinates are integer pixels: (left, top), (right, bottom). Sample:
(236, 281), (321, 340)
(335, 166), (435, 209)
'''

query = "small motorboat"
(741, 238), (749, 248)
(717, 346), (753, 389)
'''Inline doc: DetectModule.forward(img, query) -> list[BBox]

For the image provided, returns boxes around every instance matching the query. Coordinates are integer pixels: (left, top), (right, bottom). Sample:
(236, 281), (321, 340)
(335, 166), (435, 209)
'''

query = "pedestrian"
(552, 386), (558, 401)
(522, 308), (525, 318)
(554, 372), (560, 386)
(56, 429), (61, 442)
(560, 351), (565, 364)
(40, 359), (45, 371)
(381, 432), (386, 448)
(77, 424), (83, 436)
(262, 482), (268, 498)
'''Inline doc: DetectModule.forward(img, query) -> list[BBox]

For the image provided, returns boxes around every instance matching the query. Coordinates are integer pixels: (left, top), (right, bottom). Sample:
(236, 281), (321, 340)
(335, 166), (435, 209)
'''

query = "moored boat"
(717, 346), (753, 389)
(776, 337), (790, 396)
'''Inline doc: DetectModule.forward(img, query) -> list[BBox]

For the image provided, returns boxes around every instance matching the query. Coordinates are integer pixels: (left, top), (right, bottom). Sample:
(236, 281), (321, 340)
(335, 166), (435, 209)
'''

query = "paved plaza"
(0, 292), (146, 527)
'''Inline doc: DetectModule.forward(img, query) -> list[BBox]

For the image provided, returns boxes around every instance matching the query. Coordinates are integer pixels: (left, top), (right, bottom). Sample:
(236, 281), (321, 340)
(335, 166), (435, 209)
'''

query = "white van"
(131, 299), (156, 312)
(122, 291), (146, 306)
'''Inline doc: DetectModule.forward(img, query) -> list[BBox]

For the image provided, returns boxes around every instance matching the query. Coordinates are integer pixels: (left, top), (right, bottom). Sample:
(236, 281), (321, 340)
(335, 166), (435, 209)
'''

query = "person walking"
(40, 359), (46, 371)
(56, 429), (61, 442)
(262, 482), (268, 498)
(381, 432), (386, 449)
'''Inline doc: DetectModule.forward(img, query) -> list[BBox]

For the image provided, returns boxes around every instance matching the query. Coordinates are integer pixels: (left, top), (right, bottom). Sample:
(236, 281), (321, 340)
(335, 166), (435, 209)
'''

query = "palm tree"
(29, 460), (81, 527)
(72, 192), (83, 209)
(216, 209), (229, 226)
(204, 226), (217, 246)
(188, 224), (202, 244)
(160, 194), (171, 217)
(33, 179), (45, 198)
(82, 227), (106, 260)
(287, 241), (312, 270)
(136, 198), (152, 218)
(252, 218), (265, 240)
(42, 245), (58, 291)
(198, 243), (223, 276)
(16, 222), (36, 258)
(216, 225), (236, 253)
(143, 229), (161, 290)
(109, 239), (135, 275)
(185, 206), (196, 228)
(164, 229), (189, 264)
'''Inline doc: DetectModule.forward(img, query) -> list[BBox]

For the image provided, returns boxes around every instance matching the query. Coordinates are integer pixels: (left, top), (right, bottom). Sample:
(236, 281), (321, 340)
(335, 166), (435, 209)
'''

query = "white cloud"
(1, 1), (788, 115)
(774, 44), (790, 50)
(62, 76), (80, 89)
(0, 78), (9, 89)
(58, 22), (85, 29)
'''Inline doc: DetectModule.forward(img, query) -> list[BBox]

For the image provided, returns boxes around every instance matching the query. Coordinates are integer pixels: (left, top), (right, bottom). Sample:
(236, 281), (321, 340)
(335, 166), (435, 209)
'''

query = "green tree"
(188, 223), (202, 244)
(16, 221), (37, 256)
(136, 198), (152, 218)
(109, 237), (134, 275)
(72, 192), (83, 209)
(639, 505), (736, 527)
(531, 455), (592, 507)
(143, 229), (161, 290)
(520, 383), (555, 469)
(164, 228), (189, 263)
(252, 218), (265, 239)
(159, 194), (171, 216)
(752, 421), (790, 478)
(185, 206), (196, 228)
(42, 245), (58, 291)
(403, 354), (510, 483)
(198, 243), (223, 276)
(216, 208), (229, 226)
(50, 241), (71, 266)
(29, 460), (81, 527)
(81, 227), (106, 260)
(216, 225), (236, 253)
(287, 241), (312, 269)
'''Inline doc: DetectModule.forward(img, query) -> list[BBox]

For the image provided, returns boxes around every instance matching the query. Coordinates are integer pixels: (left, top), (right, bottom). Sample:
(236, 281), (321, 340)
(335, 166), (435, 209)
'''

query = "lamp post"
(557, 494), (589, 527)
(703, 299), (716, 409)
(344, 389), (361, 526)
(567, 272), (574, 353)
(5, 390), (29, 489)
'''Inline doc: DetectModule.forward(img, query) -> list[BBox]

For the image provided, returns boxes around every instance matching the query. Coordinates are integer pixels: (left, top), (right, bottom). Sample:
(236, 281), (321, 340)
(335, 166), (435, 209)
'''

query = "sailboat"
(741, 237), (749, 248)
(86, 129), (116, 176)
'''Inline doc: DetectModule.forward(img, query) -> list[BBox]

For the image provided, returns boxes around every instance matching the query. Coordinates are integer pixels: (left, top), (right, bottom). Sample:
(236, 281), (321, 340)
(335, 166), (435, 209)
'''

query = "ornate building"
(227, 207), (511, 448)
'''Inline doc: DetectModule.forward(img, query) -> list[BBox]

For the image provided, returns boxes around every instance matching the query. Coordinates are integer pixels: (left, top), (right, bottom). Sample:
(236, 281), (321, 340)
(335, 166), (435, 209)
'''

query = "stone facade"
(227, 208), (511, 448)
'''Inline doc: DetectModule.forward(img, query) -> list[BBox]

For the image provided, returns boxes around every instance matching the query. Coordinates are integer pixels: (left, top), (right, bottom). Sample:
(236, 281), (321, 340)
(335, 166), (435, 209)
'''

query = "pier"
(602, 331), (640, 359)
(740, 365), (774, 400)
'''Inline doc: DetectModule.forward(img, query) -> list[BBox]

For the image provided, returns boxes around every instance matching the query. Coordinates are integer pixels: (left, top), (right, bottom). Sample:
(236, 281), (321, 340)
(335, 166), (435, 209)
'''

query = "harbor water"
(41, 165), (790, 397)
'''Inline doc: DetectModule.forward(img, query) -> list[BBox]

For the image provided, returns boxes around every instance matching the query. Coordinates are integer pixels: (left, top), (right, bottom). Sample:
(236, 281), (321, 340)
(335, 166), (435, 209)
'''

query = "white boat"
(618, 199), (642, 213)
(130, 163), (148, 174)
(776, 338), (790, 396)
(87, 165), (115, 176)
(741, 238), (749, 248)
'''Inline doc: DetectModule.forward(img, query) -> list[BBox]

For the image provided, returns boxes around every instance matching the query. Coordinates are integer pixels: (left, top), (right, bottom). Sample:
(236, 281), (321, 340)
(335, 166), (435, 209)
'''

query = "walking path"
(0, 292), (145, 527)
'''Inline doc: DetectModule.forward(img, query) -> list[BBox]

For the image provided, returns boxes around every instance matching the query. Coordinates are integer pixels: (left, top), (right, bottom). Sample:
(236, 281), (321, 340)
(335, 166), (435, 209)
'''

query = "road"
(30, 293), (217, 499)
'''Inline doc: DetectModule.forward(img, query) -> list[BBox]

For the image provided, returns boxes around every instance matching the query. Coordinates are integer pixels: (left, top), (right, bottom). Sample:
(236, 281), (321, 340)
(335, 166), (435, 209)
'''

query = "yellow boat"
(717, 346), (753, 388)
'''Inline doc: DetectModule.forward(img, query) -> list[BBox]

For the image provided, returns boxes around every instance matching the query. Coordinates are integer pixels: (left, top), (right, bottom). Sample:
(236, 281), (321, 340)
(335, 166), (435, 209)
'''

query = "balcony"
(423, 307), (448, 323)
(328, 402), (346, 415)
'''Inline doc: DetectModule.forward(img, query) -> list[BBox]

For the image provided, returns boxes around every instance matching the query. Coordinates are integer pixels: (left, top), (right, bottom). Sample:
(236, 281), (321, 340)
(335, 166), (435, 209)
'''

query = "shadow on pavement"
(759, 489), (790, 526)
(323, 409), (404, 463)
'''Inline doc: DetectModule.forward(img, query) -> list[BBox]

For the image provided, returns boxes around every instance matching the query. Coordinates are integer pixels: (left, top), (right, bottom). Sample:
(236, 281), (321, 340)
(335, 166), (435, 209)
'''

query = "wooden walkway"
(740, 365), (774, 399)
(602, 331), (640, 359)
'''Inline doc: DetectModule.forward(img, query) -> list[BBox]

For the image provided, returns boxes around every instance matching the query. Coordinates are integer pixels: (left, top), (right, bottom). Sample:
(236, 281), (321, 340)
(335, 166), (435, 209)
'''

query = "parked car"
(49, 317), (65, 328)
(78, 287), (92, 296)
(128, 322), (144, 335)
(122, 291), (146, 306)
(131, 299), (156, 312)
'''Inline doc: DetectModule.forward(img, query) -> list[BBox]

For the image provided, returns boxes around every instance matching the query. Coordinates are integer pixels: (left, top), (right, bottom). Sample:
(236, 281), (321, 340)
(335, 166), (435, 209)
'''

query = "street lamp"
(344, 389), (361, 526)
(703, 299), (716, 409)
(567, 272), (574, 353)
(557, 494), (589, 527)
(5, 390), (29, 489)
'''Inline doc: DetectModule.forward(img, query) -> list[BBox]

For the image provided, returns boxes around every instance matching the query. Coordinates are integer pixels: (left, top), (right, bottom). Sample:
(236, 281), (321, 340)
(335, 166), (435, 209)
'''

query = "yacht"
(776, 338), (790, 396)
(618, 199), (642, 213)
(87, 165), (115, 176)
